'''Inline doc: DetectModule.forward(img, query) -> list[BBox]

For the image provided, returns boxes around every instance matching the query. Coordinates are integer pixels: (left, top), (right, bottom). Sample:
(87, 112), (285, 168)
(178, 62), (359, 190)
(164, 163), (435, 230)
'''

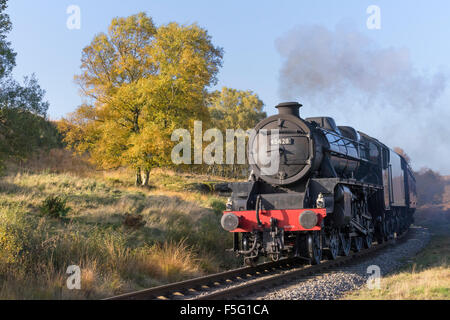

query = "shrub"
(40, 195), (71, 218)
(123, 213), (146, 228)
(0, 211), (33, 268)
(209, 199), (226, 215)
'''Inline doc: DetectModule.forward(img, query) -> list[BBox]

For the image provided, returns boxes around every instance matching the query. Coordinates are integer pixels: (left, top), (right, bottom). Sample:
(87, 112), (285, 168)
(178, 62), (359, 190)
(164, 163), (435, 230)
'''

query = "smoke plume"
(276, 24), (450, 174)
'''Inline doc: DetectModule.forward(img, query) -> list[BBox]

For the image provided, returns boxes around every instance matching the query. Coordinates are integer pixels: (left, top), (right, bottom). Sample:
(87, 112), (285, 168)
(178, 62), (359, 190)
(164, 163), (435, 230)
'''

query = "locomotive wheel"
(364, 221), (374, 248)
(399, 215), (405, 234)
(363, 232), (373, 249)
(376, 233), (384, 245)
(383, 218), (391, 241)
(308, 231), (323, 265)
(325, 230), (339, 260)
(376, 218), (385, 244)
(352, 236), (363, 252)
(339, 232), (351, 256)
(398, 216), (403, 233)
(396, 216), (402, 235)
(388, 217), (395, 239)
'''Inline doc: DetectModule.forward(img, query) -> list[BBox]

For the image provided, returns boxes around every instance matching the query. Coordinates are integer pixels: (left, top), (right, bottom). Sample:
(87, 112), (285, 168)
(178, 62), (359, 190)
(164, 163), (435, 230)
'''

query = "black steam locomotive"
(221, 102), (416, 266)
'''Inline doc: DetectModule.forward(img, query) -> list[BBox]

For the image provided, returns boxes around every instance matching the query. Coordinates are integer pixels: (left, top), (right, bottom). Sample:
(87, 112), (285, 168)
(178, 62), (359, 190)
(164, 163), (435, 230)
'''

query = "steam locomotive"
(221, 102), (416, 266)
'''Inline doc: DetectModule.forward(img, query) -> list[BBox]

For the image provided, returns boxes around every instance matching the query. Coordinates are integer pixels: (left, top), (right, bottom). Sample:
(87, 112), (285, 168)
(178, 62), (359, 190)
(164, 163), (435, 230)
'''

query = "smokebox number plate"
(270, 138), (294, 145)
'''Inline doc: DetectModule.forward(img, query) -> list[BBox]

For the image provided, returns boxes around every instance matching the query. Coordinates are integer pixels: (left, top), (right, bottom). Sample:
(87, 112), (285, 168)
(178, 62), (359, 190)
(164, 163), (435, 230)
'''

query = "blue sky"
(5, 1), (450, 172)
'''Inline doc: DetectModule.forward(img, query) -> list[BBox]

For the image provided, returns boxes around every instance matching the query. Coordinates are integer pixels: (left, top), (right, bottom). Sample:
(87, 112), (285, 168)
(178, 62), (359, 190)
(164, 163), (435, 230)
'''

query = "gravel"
(249, 226), (430, 300)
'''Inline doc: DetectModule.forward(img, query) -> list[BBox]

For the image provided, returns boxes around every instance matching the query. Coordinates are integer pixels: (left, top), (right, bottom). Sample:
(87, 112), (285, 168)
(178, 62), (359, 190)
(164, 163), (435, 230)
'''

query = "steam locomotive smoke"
(276, 24), (449, 173)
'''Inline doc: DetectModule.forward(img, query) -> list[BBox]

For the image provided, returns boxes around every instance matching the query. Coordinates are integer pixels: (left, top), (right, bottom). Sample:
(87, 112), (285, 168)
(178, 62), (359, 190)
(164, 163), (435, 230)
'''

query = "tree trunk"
(135, 167), (142, 186)
(142, 169), (150, 187)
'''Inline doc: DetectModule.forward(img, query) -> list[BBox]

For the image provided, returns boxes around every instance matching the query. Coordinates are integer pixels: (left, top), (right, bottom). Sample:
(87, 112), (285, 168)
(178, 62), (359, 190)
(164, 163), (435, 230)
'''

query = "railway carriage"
(221, 102), (416, 266)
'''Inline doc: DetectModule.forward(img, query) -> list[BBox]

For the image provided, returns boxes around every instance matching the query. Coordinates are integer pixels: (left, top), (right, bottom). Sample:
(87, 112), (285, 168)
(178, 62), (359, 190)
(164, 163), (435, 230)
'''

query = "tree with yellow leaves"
(205, 87), (266, 178)
(59, 13), (223, 186)
(208, 87), (266, 131)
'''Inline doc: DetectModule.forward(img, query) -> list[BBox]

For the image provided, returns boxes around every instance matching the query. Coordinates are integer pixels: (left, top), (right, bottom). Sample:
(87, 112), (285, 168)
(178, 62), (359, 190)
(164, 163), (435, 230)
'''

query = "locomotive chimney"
(276, 102), (302, 118)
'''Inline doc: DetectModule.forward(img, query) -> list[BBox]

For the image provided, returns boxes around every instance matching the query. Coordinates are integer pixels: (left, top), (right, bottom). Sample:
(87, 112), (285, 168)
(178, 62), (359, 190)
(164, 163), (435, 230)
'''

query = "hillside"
(0, 150), (237, 299)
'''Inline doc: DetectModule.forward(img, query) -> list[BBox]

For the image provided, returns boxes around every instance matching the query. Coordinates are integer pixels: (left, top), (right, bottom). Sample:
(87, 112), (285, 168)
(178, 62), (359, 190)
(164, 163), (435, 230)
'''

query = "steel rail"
(105, 256), (301, 300)
(105, 232), (407, 301)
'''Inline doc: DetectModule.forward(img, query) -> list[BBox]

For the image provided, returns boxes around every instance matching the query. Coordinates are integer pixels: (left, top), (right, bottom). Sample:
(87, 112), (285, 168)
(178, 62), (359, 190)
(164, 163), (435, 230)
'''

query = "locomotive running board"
(314, 178), (383, 190)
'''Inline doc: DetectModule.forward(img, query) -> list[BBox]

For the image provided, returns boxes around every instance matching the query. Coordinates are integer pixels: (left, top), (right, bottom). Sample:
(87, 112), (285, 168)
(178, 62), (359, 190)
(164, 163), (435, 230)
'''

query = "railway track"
(105, 232), (407, 301)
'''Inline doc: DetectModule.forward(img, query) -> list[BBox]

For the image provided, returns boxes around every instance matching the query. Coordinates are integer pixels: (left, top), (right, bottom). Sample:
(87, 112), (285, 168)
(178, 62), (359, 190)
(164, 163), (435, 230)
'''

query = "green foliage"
(209, 198), (226, 215)
(0, 2), (57, 167)
(0, 0), (16, 80)
(0, 212), (31, 266)
(0, 107), (61, 163)
(0, 74), (49, 116)
(40, 195), (71, 219)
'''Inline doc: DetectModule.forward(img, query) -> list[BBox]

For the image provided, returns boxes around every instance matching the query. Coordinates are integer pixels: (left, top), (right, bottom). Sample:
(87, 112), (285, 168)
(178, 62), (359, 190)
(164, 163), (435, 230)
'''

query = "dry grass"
(10, 149), (96, 177)
(344, 207), (450, 300)
(0, 149), (237, 299)
(137, 240), (202, 282)
(345, 244), (450, 300)
(351, 267), (449, 300)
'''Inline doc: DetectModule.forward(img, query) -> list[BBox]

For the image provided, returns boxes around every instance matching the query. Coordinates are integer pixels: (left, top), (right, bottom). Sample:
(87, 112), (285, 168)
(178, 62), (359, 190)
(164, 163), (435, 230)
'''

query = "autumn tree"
(0, 0), (15, 80)
(208, 87), (266, 131)
(60, 13), (223, 186)
(205, 87), (266, 177)
(415, 168), (445, 205)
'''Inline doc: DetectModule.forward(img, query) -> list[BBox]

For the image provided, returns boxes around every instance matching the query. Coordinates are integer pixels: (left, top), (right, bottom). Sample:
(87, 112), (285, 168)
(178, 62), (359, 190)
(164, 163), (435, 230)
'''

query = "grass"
(0, 149), (239, 299)
(344, 206), (450, 300)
